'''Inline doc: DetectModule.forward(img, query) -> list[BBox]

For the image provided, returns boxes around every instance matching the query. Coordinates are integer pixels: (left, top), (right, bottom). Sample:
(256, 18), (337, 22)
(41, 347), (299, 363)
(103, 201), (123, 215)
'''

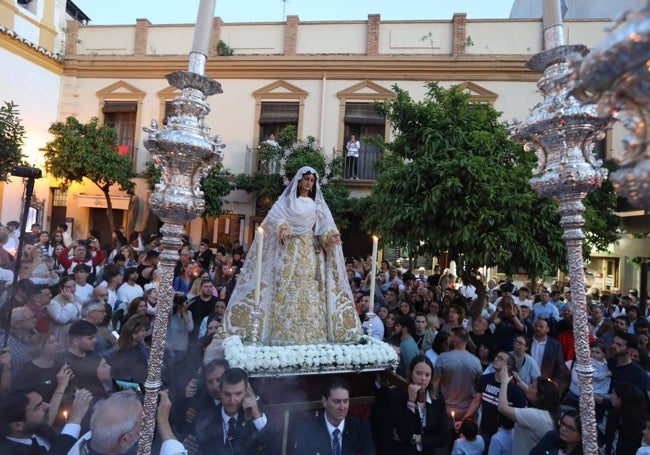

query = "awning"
(75, 194), (131, 210)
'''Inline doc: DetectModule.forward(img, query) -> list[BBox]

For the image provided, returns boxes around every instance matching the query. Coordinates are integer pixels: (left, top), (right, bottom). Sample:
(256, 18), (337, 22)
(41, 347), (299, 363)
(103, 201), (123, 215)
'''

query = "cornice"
(62, 54), (539, 82)
(0, 28), (63, 74)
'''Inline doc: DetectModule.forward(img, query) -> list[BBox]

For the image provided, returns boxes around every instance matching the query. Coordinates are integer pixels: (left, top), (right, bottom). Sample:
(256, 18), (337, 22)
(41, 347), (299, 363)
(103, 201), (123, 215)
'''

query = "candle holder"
(511, 40), (613, 455)
(136, 2), (222, 453)
(569, 1), (650, 209)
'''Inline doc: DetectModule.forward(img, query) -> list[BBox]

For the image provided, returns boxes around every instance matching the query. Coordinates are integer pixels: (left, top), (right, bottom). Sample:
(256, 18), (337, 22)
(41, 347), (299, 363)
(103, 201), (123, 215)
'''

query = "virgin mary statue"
(223, 166), (362, 345)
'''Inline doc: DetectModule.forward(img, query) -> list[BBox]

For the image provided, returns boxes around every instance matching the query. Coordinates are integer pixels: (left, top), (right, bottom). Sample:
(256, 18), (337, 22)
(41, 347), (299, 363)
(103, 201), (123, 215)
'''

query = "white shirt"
(531, 337), (547, 369)
(324, 416), (345, 453)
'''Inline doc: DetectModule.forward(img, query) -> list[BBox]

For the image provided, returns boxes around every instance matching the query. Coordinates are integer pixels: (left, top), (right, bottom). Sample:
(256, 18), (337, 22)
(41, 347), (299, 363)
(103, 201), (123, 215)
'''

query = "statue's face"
(299, 173), (316, 193)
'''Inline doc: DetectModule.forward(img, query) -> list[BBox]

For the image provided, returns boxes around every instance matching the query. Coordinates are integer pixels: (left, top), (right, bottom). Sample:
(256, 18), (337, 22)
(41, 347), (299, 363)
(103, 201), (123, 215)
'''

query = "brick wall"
(366, 14), (380, 56)
(452, 13), (467, 56)
(284, 15), (298, 56)
(134, 19), (150, 56)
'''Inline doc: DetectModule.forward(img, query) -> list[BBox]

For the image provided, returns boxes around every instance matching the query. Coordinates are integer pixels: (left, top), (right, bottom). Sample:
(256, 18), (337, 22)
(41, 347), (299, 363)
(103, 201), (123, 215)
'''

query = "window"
(103, 102), (137, 160)
(259, 102), (299, 142)
(343, 103), (385, 180)
(17, 0), (37, 14)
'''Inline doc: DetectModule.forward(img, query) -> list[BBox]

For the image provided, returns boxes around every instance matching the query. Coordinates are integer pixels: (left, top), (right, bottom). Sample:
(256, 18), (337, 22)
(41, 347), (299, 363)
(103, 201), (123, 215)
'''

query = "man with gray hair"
(82, 300), (115, 357)
(67, 389), (186, 454)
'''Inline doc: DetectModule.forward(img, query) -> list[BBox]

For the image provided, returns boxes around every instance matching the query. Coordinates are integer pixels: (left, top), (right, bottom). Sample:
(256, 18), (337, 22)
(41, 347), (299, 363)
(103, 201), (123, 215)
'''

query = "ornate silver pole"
(137, 1), (222, 453)
(511, 4), (612, 452)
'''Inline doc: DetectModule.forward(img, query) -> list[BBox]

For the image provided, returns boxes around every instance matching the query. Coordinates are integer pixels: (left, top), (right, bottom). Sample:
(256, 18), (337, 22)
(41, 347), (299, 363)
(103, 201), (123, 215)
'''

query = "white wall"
(0, 46), (62, 224)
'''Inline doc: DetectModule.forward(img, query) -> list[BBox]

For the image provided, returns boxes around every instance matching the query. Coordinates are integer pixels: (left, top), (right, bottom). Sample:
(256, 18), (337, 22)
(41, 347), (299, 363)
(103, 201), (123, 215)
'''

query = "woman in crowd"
(509, 334), (541, 386)
(497, 369), (560, 455)
(477, 339), (497, 372)
(222, 166), (361, 344)
(377, 305), (389, 323)
(173, 262), (195, 296)
(383, 311), (399, 343)
(531, 410), (583, 455)
(441, 303), (465, 333)
(34, 231), (55, 256)
(165, 294), (194, 369)
(18, 244), (59, 287)
(385, 355), (449, 454)
(51, 243), (66, 276)
(109, 314), (150, 383)
(603, 383), (645, 455)
(15, 333), (63, 401)
(51, 230), (66, 249)
(47, 275), (83, 349)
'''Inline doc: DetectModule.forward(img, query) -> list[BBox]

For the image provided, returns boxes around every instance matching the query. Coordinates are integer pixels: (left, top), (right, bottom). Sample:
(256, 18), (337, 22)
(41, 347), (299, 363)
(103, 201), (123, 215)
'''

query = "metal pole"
(137, 0), (221, 452)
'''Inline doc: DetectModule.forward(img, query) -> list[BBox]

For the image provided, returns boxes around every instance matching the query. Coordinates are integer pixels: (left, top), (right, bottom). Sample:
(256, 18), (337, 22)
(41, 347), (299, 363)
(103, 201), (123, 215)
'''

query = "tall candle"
(254, 227), (264, 308)
(368, 236), (378, 312)
(191, 0), (217, 56)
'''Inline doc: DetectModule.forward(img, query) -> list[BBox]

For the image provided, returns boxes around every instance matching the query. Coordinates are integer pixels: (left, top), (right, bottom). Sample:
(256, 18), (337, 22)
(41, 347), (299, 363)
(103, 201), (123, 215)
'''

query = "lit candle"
(191, 0), (217, 56)
(451, 411), (455, 422)
(254, 227), (264, 308)
(368, 236), (378, 312)
(63, 410), (68, 423)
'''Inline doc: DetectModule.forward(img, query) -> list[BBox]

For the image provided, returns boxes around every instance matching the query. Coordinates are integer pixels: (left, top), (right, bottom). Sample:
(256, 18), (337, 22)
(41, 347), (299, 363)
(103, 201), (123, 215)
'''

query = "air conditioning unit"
(17, 0), (32, 5)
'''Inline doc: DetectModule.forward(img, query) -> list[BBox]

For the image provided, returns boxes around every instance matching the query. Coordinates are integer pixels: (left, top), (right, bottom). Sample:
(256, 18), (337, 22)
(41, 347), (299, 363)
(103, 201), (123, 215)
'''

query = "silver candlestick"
(570, 1), (650, 210)
(137, 1), (222, 453)
(511, 42), (612, 455)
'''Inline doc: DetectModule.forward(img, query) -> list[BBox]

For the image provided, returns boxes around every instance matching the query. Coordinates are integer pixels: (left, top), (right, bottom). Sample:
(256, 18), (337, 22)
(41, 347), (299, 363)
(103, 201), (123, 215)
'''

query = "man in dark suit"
(531, 318), (565, 384)
(291, 377), (376, 455)
(193, 367), (279, 455)
(0, 388), (92, 455)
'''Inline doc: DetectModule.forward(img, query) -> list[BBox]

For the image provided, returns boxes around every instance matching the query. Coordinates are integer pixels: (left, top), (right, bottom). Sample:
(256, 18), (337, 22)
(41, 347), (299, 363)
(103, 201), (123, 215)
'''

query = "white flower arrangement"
(278, 139), (333, 186)
(222, 335), (398, 376)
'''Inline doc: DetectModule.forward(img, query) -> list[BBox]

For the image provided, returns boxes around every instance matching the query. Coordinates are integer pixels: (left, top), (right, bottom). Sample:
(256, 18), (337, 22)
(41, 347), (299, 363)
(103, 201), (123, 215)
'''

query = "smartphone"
(112, 379), (145, 397)
(462, 319), (469, 329)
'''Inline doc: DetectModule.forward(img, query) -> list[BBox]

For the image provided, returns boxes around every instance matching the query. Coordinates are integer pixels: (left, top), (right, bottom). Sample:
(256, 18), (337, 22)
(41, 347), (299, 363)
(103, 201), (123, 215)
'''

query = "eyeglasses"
(559, 421), (579, 433)
(90, 309), (107, 314)
(514, 339), (527, 346)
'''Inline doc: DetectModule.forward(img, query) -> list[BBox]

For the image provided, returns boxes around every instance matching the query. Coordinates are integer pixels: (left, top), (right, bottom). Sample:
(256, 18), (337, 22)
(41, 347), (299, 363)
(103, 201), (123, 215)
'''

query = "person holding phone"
(464, 351), (526, 449)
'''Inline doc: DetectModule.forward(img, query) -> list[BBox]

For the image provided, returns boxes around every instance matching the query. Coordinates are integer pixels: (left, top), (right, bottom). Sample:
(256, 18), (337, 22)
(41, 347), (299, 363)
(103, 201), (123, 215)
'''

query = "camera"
(11, 166), (42, 179)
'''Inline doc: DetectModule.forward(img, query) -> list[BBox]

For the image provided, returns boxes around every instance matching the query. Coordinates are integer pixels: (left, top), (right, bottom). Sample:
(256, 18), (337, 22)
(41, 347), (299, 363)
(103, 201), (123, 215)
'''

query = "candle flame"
(258, 227), (264, 234)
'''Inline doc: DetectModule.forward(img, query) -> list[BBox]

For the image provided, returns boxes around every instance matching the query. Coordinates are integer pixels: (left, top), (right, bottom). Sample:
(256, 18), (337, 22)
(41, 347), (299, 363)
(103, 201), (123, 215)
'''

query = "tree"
(0, 101), (26, 182)
(366, 82), (618, 304)
(234, 125), (355, 228)
(43, 116), (136, 234)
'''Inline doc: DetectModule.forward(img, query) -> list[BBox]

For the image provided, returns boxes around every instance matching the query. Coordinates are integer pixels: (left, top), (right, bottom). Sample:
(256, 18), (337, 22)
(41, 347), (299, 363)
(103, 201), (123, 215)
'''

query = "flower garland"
(278, 140), (333, 186)
(222, 335), (398, 375)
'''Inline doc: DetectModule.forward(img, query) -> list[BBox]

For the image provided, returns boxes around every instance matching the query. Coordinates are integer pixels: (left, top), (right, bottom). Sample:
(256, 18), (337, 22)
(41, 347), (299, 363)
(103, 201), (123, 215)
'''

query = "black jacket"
(291, 414), (376, 455)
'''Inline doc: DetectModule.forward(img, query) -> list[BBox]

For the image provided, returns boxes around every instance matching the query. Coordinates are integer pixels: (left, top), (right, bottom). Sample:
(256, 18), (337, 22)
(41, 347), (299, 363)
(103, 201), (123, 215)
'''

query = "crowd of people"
(0, 218), (650, 454)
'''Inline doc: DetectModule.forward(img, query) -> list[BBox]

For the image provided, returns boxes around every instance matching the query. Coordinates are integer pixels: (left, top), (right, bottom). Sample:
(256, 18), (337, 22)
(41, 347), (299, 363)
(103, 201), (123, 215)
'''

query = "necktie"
(31, 437), (46, 455)
(332, 428), (341, 455)
(226, 417), (236, 444)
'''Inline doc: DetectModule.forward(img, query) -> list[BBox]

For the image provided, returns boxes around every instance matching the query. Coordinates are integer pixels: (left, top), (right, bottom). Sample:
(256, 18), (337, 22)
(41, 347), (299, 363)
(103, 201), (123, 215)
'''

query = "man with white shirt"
(291, 377), (376, 455)
(96, 264), (122, 311)
(0, 387), (92, 454)
(72, 264), (94, 304)
(116, 267), (143, 309)
(359, 293), (383, 341)
(193, 368), (279, 454)
(67, 389), (186, 455)
(531, 318), (565, 384)
(515, 286), (532, 308)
